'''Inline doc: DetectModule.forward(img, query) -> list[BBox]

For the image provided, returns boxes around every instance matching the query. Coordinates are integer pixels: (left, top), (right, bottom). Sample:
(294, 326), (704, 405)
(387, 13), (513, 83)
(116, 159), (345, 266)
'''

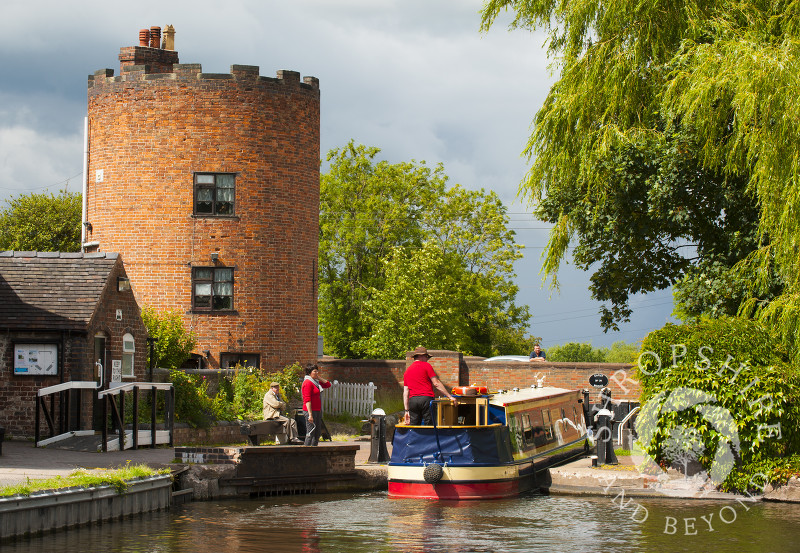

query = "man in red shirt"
(403, 346), (456, 425)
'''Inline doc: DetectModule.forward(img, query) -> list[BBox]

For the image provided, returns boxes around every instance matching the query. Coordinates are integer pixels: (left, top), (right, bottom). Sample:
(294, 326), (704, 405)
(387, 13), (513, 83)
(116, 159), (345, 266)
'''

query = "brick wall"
(173, 421), (244, 446)
(86, 46), (320, 373)
(0, 333), (67, 437)
(318, 351), (641, 402)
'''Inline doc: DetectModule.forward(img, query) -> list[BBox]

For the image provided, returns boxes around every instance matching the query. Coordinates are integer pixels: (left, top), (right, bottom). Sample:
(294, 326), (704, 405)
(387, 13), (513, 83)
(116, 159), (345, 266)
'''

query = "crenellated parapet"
(89, 63), (319, 93)
(89, 27), (319, 94)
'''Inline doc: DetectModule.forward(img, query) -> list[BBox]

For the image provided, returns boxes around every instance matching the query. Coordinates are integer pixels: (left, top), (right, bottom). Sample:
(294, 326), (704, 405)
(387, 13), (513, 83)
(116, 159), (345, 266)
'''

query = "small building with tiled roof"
(0, 251), (147, 438)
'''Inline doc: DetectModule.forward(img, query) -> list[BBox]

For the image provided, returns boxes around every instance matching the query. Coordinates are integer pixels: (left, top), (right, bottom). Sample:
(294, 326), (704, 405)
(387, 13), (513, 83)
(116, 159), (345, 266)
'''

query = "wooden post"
(34, 395), (41, 446)
(101, 395), (108, 452)
(132, 386), (139, 450)
(150, 386), (157, 448)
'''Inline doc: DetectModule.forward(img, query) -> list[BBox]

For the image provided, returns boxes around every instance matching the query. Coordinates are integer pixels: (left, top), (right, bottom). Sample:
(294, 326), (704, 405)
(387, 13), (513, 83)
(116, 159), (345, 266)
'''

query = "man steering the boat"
(403, 346), (456, 425)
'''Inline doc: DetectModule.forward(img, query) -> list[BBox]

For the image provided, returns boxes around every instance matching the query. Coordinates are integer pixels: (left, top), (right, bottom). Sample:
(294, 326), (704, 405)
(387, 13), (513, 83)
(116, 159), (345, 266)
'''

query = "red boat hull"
(388, 479), (523, 500)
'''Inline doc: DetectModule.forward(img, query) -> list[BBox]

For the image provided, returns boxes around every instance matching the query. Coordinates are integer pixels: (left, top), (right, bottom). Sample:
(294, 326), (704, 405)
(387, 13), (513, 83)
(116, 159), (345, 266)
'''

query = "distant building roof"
(0, 251), (120, 331)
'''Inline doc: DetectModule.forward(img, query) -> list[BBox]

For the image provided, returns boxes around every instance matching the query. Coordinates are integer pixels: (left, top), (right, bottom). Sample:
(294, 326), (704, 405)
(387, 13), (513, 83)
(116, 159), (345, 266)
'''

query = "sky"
(0, 0), (676, 349)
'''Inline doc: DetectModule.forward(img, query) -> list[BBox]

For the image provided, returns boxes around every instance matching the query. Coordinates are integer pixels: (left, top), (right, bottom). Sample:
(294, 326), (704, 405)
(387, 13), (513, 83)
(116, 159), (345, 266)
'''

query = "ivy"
(635, 317), (800, 488)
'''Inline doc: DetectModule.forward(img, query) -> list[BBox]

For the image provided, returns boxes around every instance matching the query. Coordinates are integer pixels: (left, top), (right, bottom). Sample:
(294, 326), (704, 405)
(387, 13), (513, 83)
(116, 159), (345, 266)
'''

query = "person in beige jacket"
(263, 382), (301, 444)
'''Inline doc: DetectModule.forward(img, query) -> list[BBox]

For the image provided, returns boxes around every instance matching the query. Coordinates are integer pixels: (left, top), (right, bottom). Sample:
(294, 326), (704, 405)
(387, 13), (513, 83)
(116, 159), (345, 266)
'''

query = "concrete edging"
(0, 474), (172, 540)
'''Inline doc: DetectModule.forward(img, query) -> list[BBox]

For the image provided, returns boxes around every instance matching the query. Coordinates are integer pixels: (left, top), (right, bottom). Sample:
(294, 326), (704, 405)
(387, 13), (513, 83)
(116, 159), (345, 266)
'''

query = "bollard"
(294, 409), (307, 440)
(368, 410), (390, 463)
(594, 387), (618, 465)
(0, 427), (4, 456)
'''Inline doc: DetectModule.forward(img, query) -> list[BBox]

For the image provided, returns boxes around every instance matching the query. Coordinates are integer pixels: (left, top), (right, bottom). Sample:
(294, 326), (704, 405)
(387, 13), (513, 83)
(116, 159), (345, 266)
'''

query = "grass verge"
(0, 464), (170, 497)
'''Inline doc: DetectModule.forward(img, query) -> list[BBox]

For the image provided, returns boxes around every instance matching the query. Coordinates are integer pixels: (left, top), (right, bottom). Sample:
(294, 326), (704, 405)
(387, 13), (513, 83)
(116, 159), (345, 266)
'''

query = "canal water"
(5, 491), (800, 552)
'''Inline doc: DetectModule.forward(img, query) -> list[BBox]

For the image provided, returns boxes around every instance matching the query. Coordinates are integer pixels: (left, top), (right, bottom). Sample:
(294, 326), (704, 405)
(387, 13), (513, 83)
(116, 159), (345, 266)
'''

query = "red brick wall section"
(318, 352), (641, 402)
(86, 47), (321, 373)
(317, 358), (407, 395)
(173, 422), (244, 447)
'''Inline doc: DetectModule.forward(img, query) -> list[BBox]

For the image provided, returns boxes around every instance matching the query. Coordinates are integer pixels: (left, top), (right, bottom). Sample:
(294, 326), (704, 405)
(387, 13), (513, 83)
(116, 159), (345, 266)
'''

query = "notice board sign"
(14, 344), (58, 375)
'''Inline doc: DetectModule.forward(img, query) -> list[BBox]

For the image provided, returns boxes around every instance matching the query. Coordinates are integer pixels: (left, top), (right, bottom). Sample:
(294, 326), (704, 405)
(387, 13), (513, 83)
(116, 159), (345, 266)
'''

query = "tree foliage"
(547, 342), (606, 363)
(0, 190), (81, 252)
(480, 0), (799, 350)
(546, 340), (639, 363)
(141, 306), (198, 369)
(319, 141), (532, 359)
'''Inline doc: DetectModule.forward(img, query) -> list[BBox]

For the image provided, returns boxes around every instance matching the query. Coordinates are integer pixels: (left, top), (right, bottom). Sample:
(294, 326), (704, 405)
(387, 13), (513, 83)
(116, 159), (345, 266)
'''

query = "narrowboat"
(388, 385), (589, 500)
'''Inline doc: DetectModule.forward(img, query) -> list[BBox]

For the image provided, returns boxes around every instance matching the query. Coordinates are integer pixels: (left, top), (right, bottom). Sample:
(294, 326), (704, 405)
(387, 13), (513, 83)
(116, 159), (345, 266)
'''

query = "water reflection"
(3, 492), (800, 552)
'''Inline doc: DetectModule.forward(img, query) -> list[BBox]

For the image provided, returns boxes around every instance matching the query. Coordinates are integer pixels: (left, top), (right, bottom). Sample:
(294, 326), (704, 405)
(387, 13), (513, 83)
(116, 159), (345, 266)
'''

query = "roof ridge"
(0, 251), (119, 259)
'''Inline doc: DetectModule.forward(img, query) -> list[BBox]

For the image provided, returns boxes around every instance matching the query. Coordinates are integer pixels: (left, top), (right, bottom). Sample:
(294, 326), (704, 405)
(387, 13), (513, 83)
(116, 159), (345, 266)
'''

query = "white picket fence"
(321, 380), (377, 418)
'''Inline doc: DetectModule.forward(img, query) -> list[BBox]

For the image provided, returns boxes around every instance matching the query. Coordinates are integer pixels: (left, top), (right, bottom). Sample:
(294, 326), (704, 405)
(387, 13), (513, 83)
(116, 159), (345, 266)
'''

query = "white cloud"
(0, 125), (82, 198)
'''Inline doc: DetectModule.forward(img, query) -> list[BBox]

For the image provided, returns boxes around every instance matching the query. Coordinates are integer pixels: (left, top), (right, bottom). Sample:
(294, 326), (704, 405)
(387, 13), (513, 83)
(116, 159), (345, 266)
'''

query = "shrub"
(635, 317), (800, 488)
(214, 362), (304, 421)
(170, 369), (215, 428)
(721, 454), (800, 494)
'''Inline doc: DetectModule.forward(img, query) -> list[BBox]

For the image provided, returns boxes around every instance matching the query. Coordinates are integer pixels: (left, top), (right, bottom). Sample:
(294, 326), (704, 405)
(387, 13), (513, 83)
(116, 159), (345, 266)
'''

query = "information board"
(14, 344), (58, 375)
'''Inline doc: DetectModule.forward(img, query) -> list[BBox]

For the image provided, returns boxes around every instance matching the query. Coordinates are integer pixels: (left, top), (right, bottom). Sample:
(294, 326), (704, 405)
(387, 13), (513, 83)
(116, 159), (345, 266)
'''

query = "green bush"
(636, 317), (800, 488)
(605, 341), (640, 363)
(213, 362), (304, 422)
(170, 369), (215, 428)
(721, 454), (800, 494)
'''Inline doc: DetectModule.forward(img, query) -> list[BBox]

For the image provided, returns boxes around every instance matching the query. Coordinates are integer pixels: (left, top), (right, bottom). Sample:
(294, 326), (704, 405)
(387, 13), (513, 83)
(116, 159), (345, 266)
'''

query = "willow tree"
(480, 0), (800, 354)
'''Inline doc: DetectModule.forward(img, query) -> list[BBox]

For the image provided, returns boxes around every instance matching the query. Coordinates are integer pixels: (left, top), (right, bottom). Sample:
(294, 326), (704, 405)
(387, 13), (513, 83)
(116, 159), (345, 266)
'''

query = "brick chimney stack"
(119, 25), (179, 74)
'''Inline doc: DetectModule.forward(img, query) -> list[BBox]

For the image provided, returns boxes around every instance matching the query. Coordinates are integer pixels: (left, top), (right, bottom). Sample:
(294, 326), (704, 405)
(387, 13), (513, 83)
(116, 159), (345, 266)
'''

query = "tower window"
(194, 173), (235, 216)
(193, 267), (234, 311)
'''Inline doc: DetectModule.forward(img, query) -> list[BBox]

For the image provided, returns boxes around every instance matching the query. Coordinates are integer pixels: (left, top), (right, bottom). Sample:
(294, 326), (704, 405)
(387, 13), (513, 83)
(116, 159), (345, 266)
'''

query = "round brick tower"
(85, 30), (320, 371)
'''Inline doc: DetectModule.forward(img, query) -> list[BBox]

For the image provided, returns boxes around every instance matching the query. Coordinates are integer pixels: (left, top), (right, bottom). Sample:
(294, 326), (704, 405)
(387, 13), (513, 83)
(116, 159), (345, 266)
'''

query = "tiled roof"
(0, 251), (120, 331)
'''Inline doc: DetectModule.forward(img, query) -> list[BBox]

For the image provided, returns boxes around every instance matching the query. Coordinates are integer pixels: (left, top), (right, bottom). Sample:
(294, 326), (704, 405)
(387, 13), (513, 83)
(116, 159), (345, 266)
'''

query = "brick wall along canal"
(4, 492), (800, 552)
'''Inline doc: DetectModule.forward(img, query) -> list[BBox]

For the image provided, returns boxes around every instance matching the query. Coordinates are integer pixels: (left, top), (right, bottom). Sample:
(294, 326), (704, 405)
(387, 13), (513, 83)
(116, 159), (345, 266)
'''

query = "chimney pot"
(139, 29), (150, 47)
(149, 26), (161, 48)
(163, 24), (175, 50)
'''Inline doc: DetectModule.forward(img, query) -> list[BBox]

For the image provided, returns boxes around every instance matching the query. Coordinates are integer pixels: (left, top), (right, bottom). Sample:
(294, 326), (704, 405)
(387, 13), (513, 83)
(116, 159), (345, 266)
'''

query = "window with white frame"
(122, 333), (135, 378)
